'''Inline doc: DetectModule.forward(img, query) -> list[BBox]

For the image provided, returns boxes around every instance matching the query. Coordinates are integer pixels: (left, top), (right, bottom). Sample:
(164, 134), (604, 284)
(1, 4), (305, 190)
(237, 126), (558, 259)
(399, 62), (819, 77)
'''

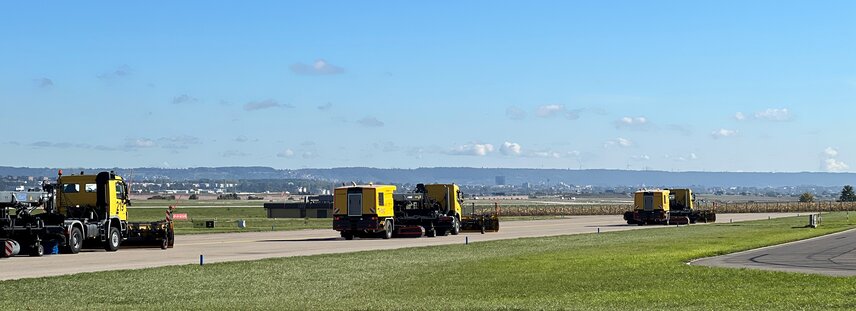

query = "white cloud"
(735, 112), (746, 121)
(825, 158), (849, 172)
(277, 149), (295, 158)
(604, 137), (633, 148)
(290, 59), (345, 75)
(448, 143), (495, 156)
(824, 147), (839, 158)
(126, 138), (156, 149)
(631, 155), (650, 161)
(536, 104), (565, 118)
(754, 108), (791, 121)
(690, 153), (698, 160)
(711, 129), (738, 139)
(500, 142), (522, 156)
(620, 116), (647, 125)
(506, 106), (526, 120)
(533, 104), (583, 120)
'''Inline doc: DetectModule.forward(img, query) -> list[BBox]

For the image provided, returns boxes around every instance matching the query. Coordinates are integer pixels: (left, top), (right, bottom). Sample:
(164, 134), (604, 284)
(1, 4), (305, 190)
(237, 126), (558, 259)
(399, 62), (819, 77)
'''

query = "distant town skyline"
(1, 1), (854, 172)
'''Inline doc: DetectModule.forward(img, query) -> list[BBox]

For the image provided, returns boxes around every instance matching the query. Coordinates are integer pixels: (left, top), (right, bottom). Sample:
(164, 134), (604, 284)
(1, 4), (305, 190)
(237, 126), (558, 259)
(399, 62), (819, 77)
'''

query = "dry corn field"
(464, 201), (856, 217)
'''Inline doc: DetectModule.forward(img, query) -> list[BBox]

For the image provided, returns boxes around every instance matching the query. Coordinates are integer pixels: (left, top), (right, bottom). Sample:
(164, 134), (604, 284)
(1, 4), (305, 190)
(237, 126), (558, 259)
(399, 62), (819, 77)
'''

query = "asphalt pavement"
(0, 213), (797, 281)
(693, 227), (856, 276)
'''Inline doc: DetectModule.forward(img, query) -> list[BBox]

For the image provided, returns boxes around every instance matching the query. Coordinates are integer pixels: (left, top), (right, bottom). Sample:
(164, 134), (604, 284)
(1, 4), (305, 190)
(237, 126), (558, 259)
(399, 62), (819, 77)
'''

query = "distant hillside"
(1, 166), (854, 187)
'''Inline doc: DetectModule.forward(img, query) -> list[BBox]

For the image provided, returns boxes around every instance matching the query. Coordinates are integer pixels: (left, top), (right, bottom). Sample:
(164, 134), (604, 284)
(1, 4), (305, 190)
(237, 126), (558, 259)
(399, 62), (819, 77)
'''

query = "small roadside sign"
(173, 213), (189, 220)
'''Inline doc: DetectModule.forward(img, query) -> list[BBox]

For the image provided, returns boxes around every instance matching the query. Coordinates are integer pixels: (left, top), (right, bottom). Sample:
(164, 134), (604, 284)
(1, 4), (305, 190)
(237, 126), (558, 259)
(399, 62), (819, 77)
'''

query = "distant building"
(495, 176), (506, 186)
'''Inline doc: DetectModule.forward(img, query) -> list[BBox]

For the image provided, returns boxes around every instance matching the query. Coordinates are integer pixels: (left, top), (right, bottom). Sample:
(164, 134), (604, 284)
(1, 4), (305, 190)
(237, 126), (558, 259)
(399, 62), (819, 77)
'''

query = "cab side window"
(116, 183), (126, 200)
(378, 192), (385, 206)
(63, 184), (79, 193)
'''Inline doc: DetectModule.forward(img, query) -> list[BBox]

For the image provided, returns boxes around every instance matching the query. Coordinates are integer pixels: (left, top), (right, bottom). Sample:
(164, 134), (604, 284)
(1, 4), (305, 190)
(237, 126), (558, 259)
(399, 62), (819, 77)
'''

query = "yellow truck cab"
(56, 171), (130, 251)
(333, 184), (396, 240)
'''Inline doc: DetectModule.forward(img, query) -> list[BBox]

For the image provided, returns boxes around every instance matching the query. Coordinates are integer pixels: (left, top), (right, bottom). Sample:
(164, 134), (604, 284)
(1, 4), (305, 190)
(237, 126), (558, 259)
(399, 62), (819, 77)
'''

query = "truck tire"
(382, 221), (393, 239)
(104, 227), (120, 251)
(426, 228), (436, 237)
(342, 232), (354, 240)
(63, 227), (83, 254)
(30, 243), (44, 257)
(450, 217), (460, 235)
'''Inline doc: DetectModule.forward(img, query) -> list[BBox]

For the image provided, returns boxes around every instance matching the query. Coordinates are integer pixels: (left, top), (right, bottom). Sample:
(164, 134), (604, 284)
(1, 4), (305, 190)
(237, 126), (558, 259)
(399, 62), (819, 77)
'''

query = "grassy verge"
(3, 213), (856, 310)
(128, 206), (329, 234)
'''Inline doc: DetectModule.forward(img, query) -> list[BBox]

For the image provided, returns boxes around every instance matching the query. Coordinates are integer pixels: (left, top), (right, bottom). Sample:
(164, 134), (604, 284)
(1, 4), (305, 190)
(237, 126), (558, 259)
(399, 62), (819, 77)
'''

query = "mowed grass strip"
(4, 213), (856, 310)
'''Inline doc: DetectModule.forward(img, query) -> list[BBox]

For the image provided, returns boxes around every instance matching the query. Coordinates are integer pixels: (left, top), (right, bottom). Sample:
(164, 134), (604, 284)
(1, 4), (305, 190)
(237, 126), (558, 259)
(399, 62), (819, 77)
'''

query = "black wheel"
(451, 217), (460, 235)
(342, 232), (354, 240)
(63, 227), (83, 254)
(382, 221), (393, 239)
(104, 227), (120, 251)
(168, 227), (175, 247)
(426, 228), (436, 237)
(30, 243), (44, 257)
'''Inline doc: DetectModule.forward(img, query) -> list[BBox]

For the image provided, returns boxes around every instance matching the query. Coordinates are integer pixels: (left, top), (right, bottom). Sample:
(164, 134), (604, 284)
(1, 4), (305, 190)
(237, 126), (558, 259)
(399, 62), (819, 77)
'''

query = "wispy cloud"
(535, 104), (584, 120)
(125, 138), (157, 149)
(711, 128), (738, 139)
(615, 116), (651, 130)
(244, 99), (291, 111)
(447, 143), (495, 156)
(604, 138), (633, 148)
(158, 136), (201, 150)
(357, 116), (384, 127)
(34, 78), (53, 88)
(172, 94), (199, 105)
(735, 112), (746, 121)
(754, 108), (792, 121)
(505, 106), (526, 120)
(290, 59), (345, 75)
(97, 65), (132, 80)
(317, 102), (333, 111)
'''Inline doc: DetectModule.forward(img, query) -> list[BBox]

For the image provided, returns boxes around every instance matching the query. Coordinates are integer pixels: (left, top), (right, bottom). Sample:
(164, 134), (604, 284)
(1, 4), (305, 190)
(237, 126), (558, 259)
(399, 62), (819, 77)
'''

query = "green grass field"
(129, 204), (330, 234)
(3, 213), (856, 310)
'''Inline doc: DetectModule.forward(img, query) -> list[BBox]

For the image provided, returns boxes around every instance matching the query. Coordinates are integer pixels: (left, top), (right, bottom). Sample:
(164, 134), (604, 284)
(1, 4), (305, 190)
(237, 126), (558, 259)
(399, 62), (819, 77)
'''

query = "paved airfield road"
(0, 213), (798, 281)
(693, 228), (856, 276)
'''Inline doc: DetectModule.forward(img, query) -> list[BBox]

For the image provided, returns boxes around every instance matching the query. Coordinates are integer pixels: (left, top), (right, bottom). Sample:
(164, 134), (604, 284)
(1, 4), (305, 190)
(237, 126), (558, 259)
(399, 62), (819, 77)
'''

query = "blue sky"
(1, 1), (854, 171)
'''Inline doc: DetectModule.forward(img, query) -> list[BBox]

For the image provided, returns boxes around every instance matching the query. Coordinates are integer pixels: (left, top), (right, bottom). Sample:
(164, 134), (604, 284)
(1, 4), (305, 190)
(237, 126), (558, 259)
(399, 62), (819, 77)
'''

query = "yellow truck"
(623, 188), (716, 225)
(1, 171), (173, 257)
(334, 183), (495, 239)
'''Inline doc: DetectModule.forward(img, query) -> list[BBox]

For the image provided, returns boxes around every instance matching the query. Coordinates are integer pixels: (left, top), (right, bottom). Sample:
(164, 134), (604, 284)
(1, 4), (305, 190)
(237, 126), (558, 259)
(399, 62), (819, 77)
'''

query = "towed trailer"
(1, 171), (174, 258)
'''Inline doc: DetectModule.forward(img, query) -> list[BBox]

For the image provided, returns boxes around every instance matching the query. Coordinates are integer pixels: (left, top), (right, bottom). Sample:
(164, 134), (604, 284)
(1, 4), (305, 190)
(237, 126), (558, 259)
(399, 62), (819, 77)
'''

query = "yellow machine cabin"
(333, 185), (396, 218)
(634, 190), (671, 212)
(333, 184), (396, 240)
